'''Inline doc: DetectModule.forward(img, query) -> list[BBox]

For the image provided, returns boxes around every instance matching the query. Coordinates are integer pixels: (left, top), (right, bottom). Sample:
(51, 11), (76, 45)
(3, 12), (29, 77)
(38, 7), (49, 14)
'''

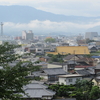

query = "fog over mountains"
(1, 5), (100, 36)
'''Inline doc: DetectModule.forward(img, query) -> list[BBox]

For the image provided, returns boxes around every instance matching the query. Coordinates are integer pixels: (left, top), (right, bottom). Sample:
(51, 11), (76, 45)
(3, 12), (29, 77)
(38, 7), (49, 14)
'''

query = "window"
(38, 49), (42, 51)
(76, 77), (80, 80)
(68, 78), (73, 82)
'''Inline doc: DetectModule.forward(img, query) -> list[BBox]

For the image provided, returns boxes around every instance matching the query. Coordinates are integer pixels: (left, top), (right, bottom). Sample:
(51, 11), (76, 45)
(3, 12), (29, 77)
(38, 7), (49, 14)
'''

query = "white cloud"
(3, 20), (100, 36)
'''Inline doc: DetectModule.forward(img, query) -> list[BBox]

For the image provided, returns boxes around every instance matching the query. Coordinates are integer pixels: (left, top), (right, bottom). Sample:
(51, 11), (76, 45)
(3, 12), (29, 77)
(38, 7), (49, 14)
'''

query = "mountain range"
(0, 5), (100, 36)
(0, 5), (99, 23)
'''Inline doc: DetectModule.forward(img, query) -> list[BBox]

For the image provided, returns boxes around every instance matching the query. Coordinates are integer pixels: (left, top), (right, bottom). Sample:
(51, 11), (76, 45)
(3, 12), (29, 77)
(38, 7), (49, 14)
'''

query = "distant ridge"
(0, 5), (100, 23)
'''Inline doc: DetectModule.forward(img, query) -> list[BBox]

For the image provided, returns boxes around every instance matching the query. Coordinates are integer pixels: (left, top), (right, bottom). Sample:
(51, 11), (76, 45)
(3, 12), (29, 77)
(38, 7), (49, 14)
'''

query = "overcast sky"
(0, 0), (100, 36)
(0, 0), (100, 17)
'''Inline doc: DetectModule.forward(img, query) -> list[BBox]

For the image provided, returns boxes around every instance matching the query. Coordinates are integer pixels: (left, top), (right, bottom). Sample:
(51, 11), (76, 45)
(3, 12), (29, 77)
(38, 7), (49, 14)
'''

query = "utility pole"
(74, 50), (75, 65)
(60, 52), (66, 68)
(1, 22), (3, 36)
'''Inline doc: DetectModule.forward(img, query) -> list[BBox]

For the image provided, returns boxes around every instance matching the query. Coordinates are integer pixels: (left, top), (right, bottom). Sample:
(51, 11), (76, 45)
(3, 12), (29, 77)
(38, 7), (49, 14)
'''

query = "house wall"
(95, 69), (100, 74)
(59, 77), (82, 85)
(63, 65), (68, 72)
(36, 48), (43, 54)
(92, 79), (100, 87)
(40, 75), (48, 80)
(47, 64), (62, 68)
(39, 57), (47, 62)
(75, 68), (84, 70)
(42, 96), (53, 100)
(59, 77), (66, 85)
(48, 75), (58, 81)
(92, 79), (98, 86)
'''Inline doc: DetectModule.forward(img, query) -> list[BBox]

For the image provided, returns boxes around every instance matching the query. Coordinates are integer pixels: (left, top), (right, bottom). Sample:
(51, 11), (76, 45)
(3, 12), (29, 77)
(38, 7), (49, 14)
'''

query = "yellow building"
(47, 46), (90, 55)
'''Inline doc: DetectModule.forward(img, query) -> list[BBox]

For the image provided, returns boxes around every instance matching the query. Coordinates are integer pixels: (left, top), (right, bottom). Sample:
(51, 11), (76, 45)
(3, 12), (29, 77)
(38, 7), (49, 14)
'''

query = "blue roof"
(92, 56), (100, 58)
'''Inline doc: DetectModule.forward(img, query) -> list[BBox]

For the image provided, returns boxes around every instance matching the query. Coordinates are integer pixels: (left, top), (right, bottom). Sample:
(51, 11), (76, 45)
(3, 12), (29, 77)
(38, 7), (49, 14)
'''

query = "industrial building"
(46, 46), (90, 55)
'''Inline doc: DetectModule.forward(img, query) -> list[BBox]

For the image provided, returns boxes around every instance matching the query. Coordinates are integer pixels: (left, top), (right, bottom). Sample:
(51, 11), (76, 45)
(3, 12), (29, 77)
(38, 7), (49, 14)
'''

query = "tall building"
(22, 30), (34, 40)
(85, 32), (98, 40)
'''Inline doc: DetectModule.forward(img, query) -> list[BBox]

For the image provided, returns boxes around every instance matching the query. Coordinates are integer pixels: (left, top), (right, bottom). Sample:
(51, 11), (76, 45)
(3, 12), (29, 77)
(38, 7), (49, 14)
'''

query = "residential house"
(44, 48), (51, 53)
(76, 57), (94, 66)
(75, 69), (92, 76)
(91, 63), (100, 87)
(21, 81), (55, 100)
(66, 60), (77, 73)
(39, 56), (50, 62)
(89, 46), (98, 53)
(92, 76), (100, 87)
(47, 62), (68, 72)
(95, 63), (100, 74)
(96, 41), (100, 50)
(75, 69), (95, 81)
(36, 48), (44, 54)
(58, 74), (83, 85)
(47, 63), (63, 68)
(63, 55), (81, 62)
(91, 56), (100, 65)
(60, 43), (69, 46)
(32, 68), (68, 82)
(75, 65), (94, 70)
(28, 48), (36, 53)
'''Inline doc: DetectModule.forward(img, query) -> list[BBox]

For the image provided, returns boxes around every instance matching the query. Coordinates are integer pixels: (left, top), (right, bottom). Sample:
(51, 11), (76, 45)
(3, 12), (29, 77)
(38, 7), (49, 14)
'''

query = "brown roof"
(75, 66), (93, 68)
(76, 57), (94, 62)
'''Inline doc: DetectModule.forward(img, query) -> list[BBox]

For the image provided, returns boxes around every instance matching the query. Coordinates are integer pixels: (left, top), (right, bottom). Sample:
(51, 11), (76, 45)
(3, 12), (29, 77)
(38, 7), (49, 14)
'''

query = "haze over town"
(1, 1), (100, 100)
(0, 0), (100, 36)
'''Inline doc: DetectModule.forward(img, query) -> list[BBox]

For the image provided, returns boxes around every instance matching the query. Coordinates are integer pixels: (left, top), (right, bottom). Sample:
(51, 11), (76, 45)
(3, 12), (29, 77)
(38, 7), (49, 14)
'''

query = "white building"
(92, 36), (100, 41)
(59, 74), (83, 85)
(22, 30), (34, 40)
(85, 32), (98, 40)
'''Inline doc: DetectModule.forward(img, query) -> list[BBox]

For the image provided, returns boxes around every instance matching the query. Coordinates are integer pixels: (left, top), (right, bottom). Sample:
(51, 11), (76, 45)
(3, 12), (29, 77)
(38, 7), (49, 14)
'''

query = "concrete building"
(22, 30), (34, 40)
(85, 32), (98, 40)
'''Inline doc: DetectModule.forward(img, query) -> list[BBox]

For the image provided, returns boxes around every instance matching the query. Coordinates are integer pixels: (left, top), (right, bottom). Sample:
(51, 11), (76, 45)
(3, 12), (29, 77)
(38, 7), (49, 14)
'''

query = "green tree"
(48, 83), (75, 97)
(0, 42), (39, 100)
(50, 54), (64, 62)
(89, 86), (100, 100)
(85, 38), (95, 44)
(47, 54), (53, 57)
(70, 80), (99, 100)
(45, 38), (56, 43)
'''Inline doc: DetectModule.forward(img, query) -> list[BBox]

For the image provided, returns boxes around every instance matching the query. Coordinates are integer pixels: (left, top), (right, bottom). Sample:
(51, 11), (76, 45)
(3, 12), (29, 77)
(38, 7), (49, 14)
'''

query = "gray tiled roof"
(54, 98), (76, 100)
(32, 71), (47, 76)
(63, 55), (75, 60)
(23, 89), (55, 98)
(22, 81), (55, 98)
(66, 60), (77, 64)
(23, 83), (48, 90)
(76, 69), (91, 75)
(43, 68), (68, 75)
(95, 64), (100, 69)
